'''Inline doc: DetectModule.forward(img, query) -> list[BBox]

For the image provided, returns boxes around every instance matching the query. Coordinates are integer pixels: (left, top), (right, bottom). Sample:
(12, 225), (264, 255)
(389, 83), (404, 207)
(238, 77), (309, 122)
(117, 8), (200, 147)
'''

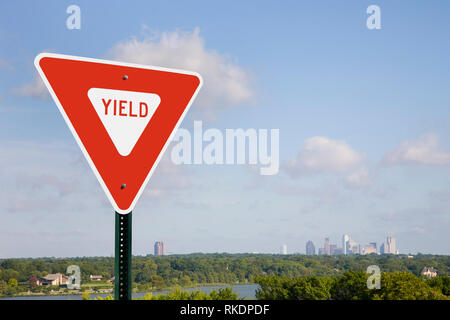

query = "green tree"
(82, 292), (91, 300)
(427, 276), (450, 296)
(290, 276), (333, 300)
(8, 278), (18, 287)
(0, 280), (8, 295)
(375, 272), (446, 300)
(139, 287), (241, 300)
(255, 275), (290, 299)
(179, 275), (192, 287)
(330, 270), (374, 300)
(150, 275), (165, 289)
(255, 275), (333, 300)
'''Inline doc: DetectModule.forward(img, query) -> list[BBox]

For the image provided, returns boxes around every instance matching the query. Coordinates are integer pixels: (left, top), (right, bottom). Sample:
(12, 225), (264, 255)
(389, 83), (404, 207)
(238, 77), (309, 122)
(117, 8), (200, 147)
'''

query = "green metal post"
(114, 211), (132, 300)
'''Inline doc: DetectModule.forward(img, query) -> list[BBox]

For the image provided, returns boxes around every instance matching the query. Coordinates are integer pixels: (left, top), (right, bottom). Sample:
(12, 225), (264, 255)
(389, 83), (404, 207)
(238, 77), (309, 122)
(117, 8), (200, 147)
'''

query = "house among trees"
(89, 275), (103, 281)
(29, 277), (40, 287)
(36, 273), (68, 286)
(421, 267), (438, 278)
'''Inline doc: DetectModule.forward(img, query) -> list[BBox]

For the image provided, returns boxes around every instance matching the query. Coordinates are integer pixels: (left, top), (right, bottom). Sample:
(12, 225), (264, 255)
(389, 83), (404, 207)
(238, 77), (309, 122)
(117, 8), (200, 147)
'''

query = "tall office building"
(306, 241), (315, 255)
(154, 241), (165, 256)
(364, 243), (377, 255)
(281, 244), (287, 255)
(330, 244), (337, 255)
(342, 234), (350, 255)
(324, 238), (330, 255)
(347, 239), (360, 255)
(385, 237), (398, 254)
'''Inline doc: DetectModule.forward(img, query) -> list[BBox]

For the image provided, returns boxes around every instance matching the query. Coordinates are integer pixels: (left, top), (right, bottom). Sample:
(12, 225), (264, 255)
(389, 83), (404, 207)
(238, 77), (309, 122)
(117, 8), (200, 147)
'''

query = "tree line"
(255, 271), (450, 300)
(0, 253), (448, 296)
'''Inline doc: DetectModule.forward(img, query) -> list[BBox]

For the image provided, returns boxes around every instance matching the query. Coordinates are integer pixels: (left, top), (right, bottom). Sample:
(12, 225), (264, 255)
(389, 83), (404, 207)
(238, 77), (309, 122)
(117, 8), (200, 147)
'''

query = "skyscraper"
(386, 237), (397, 254)
(281, 244), (287, 255)
(330, 244), (337, 255)
(347, 239), (360, 255)
(324, 238), (330, 255)
(363, 243), (377, 255)
(342, 234), (350, 255)
(154, 241), (165, 256)
(306, 241), (315, 255)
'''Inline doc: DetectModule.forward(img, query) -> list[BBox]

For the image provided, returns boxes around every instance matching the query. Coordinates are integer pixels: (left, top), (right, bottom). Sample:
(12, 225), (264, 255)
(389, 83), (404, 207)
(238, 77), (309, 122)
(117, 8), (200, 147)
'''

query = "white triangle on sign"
(87, 88), (161, 156)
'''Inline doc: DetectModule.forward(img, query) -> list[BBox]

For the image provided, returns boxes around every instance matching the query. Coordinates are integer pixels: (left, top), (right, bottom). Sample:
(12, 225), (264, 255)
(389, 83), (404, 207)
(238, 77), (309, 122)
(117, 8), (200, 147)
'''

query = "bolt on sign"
(35, 53), (203, 214)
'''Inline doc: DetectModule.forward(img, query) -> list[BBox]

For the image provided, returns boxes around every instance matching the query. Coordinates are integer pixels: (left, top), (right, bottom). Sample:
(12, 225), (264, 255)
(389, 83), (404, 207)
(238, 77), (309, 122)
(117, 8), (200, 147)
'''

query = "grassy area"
(82, 281), (113, 289)
(0, 281), (242, 298)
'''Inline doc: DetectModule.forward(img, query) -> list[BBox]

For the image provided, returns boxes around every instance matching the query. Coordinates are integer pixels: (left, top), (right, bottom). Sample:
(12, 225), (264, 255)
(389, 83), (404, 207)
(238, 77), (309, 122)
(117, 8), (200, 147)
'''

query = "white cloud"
(284, 136), (371, 188)
(382, 133), (450, 165)
(345, 167), (371, 187)
(11, 74), (49, 100)
(285, 136), (364, 176)
(107, 28), (253, 120)
(12, 28), (253, 119)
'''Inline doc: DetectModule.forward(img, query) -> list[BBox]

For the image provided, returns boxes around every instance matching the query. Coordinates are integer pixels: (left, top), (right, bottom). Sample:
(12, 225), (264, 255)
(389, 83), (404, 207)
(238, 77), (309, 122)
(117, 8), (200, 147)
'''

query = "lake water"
(0, 284), (259, 300)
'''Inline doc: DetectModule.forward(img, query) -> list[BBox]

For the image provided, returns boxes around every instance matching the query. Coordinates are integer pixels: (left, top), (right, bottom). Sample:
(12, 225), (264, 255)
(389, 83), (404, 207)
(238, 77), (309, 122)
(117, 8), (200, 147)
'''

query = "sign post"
(35, 53), (202, 300)
(115, 211), (132, 300)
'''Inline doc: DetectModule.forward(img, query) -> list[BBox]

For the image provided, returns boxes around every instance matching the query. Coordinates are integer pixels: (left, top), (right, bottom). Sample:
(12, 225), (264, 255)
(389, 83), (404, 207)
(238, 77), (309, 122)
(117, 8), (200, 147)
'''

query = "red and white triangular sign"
(35, 53), (202, 214)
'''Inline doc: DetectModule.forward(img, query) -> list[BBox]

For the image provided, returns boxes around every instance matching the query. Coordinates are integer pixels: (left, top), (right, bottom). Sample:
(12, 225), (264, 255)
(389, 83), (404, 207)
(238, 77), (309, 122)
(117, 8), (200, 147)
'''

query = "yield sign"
(35, 53), (202, 214)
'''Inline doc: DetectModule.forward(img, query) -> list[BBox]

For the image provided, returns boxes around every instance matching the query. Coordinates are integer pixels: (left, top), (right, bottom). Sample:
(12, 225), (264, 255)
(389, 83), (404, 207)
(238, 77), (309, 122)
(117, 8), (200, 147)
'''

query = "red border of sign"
(35, 53), (203, 214)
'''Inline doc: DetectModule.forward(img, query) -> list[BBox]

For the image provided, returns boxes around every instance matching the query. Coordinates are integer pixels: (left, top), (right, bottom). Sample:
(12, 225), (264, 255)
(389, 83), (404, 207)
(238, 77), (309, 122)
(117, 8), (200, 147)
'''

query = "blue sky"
(0, 1), (449, 257)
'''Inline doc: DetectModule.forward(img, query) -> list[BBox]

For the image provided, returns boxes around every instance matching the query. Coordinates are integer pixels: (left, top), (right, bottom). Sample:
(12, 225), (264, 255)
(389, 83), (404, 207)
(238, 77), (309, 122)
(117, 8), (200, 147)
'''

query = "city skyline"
(305, 235), (399, 256)
(144, 234), (401, 256)
(2, 232), (436, 258)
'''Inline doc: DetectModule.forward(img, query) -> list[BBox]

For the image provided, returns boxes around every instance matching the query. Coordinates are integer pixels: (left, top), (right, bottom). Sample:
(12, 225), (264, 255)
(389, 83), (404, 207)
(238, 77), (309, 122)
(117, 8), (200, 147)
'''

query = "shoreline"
(0, 282), (255, 299)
